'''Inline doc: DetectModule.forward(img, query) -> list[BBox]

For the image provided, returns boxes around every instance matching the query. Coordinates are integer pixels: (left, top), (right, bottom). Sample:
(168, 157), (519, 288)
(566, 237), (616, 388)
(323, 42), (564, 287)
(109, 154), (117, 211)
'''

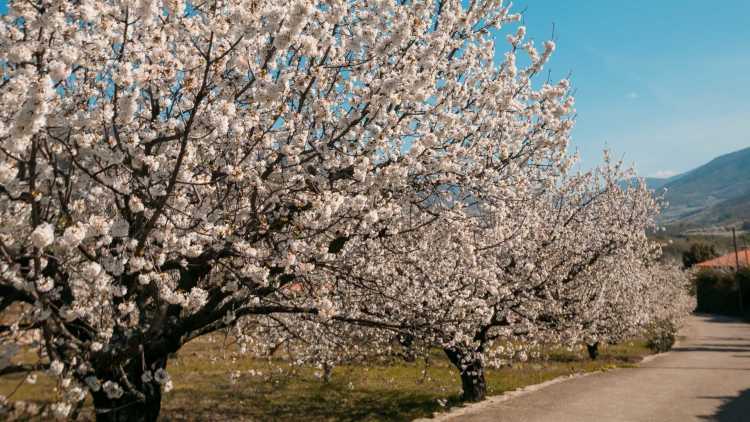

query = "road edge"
(417, 347), (676, 421)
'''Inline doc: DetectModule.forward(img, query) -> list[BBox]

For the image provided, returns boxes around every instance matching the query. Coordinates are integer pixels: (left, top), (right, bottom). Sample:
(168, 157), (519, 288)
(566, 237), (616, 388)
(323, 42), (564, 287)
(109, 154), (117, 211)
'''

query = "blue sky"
(1, 0), (747, 177)
(508, 0), (750, 177)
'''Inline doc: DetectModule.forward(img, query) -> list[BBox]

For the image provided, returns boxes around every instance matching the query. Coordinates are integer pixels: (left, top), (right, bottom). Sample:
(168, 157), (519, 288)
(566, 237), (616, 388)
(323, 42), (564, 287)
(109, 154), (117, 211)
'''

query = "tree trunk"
(443, 348), (487, 402)
(91, 356), (167, 422)
(92, 387), (162, 422)
(586, 341), (600, 360)
(323, 361), (333, 383)
(397, 333), (417, 362)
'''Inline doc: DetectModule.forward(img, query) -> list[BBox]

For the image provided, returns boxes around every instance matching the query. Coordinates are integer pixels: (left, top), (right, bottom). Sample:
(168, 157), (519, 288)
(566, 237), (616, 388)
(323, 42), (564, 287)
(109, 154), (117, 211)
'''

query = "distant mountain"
(644, 176), (677, 190)
(656, 146), (750, 228)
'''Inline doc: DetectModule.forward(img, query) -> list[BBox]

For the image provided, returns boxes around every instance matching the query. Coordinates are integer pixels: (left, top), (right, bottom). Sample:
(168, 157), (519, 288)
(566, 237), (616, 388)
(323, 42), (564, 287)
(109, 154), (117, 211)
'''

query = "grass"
(1, 338), (652, 421)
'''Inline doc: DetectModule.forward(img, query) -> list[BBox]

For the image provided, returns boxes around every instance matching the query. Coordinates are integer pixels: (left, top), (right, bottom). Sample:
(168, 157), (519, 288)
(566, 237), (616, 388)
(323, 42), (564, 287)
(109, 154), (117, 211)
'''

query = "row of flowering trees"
(0, 0), (693, 420)
(245, 160), (694, 401)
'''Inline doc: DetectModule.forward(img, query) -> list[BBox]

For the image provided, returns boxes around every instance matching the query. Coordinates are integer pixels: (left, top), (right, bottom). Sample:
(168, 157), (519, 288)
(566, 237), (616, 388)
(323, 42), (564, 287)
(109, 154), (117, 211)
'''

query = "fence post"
(733, 228), (743, 315)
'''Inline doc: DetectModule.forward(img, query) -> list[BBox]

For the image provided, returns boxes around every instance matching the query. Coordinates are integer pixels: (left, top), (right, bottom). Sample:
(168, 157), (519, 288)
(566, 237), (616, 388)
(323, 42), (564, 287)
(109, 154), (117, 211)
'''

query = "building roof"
(696, 249), (750, 269)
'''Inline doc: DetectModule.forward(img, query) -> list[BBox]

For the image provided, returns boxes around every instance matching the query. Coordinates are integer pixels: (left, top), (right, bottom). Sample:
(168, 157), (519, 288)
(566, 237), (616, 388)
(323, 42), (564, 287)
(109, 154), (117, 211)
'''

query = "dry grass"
(0, 338), (652, 421)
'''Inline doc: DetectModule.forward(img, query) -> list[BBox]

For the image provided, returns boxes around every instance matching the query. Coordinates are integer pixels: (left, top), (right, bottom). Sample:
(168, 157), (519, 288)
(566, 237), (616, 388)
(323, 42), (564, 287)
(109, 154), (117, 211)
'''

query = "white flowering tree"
(0, 0), (579, 419)
(311, 158), (668, 402)
(536, 163), (661, 360)
(577, 261), (694, 359)
(640, 263), (695, 346)
(573, 255), (655, 360)
(575, 256), (656, 360)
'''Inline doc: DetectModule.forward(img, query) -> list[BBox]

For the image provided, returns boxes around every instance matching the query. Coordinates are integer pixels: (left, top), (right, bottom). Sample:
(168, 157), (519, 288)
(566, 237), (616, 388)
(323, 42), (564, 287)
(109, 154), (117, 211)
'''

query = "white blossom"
(102, 381), (124, 399)
(48, 361), (65, 376)
(60, 223), (87, 250)
(36, 277), (54, 293)
(187, 288), (209, 312)
(48, 61), (69, 83)
(0, 161), (18, 184)
(51, 402), (72, 418)
(30, 223), (55, 249)
(128, 196), (145, 213)
(81, 262), (102, 280)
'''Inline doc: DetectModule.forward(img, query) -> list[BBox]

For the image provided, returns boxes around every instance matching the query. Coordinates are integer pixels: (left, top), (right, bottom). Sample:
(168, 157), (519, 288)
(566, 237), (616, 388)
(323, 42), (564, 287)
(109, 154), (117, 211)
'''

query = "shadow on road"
(639, 366), (750, 371)
(671, 347), (750, 353)
(693, 315), (750, 420)
(695, 313), (747, 324)
(688, 343), (750, 348)
(699, 388), (750, 421)
(698, 337), (750, 342)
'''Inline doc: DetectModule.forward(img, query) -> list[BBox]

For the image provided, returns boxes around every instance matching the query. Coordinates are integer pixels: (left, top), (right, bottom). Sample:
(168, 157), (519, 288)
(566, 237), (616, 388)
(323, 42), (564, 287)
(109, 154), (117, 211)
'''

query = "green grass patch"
(1, 339), (652, 421)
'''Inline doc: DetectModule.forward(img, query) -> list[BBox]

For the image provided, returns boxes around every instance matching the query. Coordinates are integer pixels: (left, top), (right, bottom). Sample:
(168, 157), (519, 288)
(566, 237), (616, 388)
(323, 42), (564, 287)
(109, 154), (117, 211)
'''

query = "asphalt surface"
(441, 314), (750, 422)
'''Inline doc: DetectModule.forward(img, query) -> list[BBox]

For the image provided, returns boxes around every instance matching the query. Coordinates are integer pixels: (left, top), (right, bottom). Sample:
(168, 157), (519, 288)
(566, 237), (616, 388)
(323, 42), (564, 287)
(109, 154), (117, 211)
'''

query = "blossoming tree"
(311, 158), (684, 402)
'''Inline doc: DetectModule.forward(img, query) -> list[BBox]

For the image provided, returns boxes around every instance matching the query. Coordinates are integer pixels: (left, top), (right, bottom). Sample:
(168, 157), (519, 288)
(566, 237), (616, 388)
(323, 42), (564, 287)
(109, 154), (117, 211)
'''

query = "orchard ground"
(1, 337), (653, 421)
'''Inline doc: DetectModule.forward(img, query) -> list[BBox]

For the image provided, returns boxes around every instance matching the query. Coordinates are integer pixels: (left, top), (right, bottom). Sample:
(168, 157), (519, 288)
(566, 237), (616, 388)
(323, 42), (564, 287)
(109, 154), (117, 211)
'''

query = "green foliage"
(682, 242), (718, 268)
(652, 233), (736, 264)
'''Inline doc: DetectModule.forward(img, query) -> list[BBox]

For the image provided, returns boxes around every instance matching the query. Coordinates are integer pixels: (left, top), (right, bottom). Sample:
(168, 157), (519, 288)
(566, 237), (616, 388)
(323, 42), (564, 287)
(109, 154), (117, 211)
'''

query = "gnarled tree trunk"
(90, 355), (168, 422)
(92, 387), (162, 422)
(444, 348), (486, 402)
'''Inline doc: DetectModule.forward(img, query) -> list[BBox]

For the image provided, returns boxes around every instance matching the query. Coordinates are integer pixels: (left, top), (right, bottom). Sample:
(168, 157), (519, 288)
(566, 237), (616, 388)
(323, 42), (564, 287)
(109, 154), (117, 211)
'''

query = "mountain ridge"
(655, 146), (750, 228)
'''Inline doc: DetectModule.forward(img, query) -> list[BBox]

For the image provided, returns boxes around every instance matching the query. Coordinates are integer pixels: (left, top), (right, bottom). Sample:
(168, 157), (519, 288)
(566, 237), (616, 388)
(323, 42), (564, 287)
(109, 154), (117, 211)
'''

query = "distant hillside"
(657, 146), (750, 228)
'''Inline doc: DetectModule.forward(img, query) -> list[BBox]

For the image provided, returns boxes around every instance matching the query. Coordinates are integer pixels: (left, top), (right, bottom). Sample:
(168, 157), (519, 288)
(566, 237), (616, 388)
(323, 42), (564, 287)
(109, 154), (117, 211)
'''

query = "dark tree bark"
(444, 348), (487, 402)
(587, 341), (600, 360)
(92, 388), (162, 422)
(397, 333), (417, 362)
(323, 361), (333, 383)
(90, 355), (168, 422)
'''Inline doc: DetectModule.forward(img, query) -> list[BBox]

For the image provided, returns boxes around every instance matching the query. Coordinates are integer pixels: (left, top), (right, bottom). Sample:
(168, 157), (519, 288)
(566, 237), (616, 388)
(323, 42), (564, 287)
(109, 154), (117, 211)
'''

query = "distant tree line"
(682, 242), (719, 269)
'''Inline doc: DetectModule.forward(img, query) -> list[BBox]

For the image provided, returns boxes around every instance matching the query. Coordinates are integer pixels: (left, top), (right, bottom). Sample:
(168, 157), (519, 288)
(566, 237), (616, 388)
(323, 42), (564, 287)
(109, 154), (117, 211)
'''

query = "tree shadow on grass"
(698, 388), (750, 421)
(544, 346), (647, 365)
(160, 376), (459, 421)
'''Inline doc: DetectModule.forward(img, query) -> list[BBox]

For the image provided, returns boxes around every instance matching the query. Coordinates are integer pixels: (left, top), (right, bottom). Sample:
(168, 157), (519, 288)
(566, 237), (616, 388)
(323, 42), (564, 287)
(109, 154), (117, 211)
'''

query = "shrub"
(694, 268), (750, 317)
(682, 242), (718, 268)
(646, 320), (677, 353)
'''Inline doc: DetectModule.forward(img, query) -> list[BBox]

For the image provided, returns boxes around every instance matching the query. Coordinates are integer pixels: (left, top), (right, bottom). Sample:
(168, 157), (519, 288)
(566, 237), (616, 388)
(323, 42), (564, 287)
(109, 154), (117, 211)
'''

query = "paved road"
(441, 314), (750, 422)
